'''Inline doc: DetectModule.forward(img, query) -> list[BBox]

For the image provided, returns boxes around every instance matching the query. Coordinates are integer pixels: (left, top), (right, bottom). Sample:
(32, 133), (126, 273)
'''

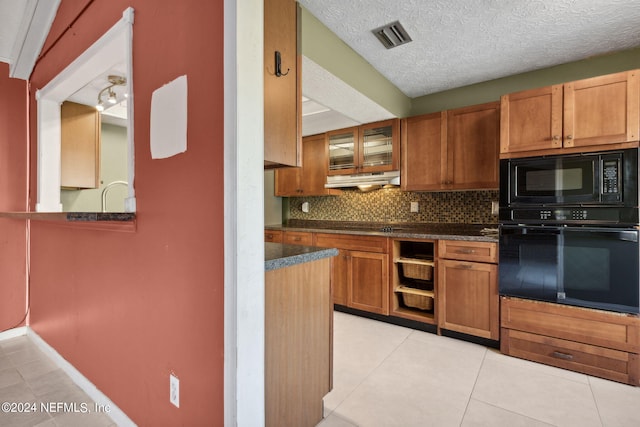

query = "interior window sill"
(0, 212), (136, 232)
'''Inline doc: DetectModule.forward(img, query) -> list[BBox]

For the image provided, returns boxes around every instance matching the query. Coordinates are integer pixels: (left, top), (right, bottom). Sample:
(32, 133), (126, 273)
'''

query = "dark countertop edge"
(0, 212), (136, 222)
(265, 223), (499, 243)
(265, 243), (339, 272)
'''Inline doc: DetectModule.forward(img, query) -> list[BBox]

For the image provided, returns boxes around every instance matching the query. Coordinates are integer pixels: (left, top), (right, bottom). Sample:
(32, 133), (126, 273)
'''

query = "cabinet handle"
(552, 351), (574, 361)
(293, 237), (302, 241)
(266, 234), (273, 239)
(456, 263), (474, 269)
(455, 249), (475, 254)
(566, 135), (573, 140)
(552, 135), (561, 140)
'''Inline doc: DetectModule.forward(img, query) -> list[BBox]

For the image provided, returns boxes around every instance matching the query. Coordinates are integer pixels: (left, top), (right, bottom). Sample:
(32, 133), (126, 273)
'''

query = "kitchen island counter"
(265, 242), (338, 271)
(266, 220), (498, 242)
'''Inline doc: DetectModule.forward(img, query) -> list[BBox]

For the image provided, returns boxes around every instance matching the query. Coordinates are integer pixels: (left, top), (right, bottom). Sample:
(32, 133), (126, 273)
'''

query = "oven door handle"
(500, 226), (561, 236)
(563, 228), (639, 242)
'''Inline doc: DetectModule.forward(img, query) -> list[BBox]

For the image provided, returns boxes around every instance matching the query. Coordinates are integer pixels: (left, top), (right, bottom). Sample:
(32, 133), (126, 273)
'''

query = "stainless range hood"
(325, 170), (400, 189)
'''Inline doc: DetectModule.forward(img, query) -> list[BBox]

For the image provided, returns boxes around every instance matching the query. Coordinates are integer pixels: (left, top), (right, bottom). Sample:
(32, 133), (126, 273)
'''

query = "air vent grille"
(372, 21), (413, 49)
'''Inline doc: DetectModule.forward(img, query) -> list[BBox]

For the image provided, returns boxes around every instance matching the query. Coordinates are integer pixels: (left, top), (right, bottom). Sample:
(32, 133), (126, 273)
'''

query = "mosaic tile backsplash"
(287, 188), (499, 224)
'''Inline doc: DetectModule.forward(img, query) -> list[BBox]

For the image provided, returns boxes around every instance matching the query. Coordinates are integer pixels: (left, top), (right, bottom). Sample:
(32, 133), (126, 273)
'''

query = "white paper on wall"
(150, 75), (188, 159)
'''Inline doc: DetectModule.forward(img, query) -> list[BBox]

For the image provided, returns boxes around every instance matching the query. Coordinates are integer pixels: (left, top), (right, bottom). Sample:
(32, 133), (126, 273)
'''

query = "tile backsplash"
(287, 188), (499, 224)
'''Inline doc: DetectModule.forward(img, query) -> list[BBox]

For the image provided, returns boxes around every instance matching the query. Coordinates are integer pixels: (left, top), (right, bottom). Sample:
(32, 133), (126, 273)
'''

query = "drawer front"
(265, 230), (283, 243)
(501, 297), (640, 353)
(283, 231), (314, 246)
(502, 328), (639, 386)
(438, 240), (497, 263)
(315, 233), (388, 253)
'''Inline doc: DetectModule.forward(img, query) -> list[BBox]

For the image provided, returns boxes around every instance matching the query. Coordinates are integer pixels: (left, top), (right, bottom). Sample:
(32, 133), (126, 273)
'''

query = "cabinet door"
(60, 101), (101, 189)
(349, 251), (389, 315)
(564, 70), (640, 149)
(264, 0), (301, 167)
(438, 259), (498, 340)
(500, 85), (563, 155)
(447, 102), (500, 190)
(301, 133), (330, 194)
(327, 127), (359, 175)
(359, 119), (400, 173)
(401, 112), (447, 191)
(274, 166), (302, 196)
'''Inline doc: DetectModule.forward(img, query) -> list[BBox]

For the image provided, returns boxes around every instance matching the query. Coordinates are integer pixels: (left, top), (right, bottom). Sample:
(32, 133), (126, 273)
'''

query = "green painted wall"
(410, 47), (640, 115)
(300, 7), (412, 118)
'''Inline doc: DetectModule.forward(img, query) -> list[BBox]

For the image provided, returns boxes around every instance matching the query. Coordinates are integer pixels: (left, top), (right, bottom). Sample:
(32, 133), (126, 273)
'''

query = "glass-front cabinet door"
(327, 119), (399, 176)
(360, 119), (399, 172)
(327, 127), (358, 175)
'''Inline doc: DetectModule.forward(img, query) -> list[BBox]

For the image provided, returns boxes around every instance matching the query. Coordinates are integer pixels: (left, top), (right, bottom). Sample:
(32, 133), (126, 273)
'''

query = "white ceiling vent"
(372, 21), (412, 49)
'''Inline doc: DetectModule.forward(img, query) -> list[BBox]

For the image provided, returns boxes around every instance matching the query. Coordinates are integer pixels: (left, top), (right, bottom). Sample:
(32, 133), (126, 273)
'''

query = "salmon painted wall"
(26, 1), (225, 425)
(0, 63), (28, 331)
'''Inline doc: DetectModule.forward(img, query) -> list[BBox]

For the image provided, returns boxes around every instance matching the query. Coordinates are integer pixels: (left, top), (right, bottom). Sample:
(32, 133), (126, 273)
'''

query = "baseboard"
(0, 326), (27, 340)
(26, 328), (137, 427)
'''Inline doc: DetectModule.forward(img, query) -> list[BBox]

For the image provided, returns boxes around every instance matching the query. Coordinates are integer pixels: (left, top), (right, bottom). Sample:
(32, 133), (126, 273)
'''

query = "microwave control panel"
(602, 159), (620, 194)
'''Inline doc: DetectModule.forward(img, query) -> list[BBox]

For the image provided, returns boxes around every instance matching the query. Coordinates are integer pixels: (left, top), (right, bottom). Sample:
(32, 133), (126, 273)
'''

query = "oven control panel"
(504, 207), (638, 224)
(539, 209), (588, 221)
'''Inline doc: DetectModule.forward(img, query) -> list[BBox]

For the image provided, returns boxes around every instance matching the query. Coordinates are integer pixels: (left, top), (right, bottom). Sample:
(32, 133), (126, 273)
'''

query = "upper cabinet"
(275, 133), (339, 196)
(327, 119), (400, 175)
(501, 70), (640, 157)
(264, 0), (301, 168)
(60, 101), (101, 189)
(401, 102), (500, 191)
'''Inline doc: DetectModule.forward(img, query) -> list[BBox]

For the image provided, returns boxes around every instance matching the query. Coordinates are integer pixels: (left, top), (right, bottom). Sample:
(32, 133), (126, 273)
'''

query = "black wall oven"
(499, 148), (640, 314)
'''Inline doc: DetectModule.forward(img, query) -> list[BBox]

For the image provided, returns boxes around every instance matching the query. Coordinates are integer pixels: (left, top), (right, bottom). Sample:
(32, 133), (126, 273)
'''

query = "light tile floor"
(0, 335), (116, 427)
(319, 311), (640, 427)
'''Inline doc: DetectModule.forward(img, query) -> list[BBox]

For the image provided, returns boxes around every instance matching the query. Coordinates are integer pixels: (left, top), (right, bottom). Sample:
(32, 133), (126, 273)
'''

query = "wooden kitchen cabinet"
(501, 69), (640, 157)
(275, 133), (340, 196)
(264, 0), (301, 168)
(60, 101), (101, 189)
(327, 119), (400, 176)
(401, 102), (499, 191)
(438, 240), (499, 340)
(265, 230), (283, 243)
(283, 231), (313, 246)
(501, 297), (640, 386)
(265, 257), (333, 426)
(315, 233), (389, 315)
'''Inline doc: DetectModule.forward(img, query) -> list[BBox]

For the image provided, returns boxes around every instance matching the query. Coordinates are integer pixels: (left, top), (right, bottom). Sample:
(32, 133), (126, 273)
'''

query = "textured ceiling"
(299, 0), (640, 98)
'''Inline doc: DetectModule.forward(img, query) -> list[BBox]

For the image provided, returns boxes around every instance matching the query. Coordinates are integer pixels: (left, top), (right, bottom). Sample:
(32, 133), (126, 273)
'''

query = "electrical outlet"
(170, 373), (180, 408)
(410, 202), (419, 213)
(491, 201), (499, 216)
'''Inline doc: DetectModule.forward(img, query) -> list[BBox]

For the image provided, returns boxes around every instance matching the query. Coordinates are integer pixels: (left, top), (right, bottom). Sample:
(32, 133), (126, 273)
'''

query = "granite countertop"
(266, 220), (499, 242)
(265, 243), (339, 271)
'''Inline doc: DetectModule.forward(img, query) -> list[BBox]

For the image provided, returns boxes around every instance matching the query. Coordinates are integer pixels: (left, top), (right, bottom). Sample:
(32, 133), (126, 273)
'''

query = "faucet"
(101, 181), (128, 212)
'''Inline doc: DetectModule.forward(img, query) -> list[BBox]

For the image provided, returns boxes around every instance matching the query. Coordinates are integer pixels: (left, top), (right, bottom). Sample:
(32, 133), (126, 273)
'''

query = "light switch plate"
(410, 202), (419, 213)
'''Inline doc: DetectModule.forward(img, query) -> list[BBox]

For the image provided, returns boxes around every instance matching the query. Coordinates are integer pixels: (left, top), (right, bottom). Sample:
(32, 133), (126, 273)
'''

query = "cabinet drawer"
(438, 240), (497, 263)
(283, 231), (313, 246)
(265, 230), (283, 243)
(501, 297), (640, 353)
(315, 233), (388, 253)
(502, 328), (639, 386)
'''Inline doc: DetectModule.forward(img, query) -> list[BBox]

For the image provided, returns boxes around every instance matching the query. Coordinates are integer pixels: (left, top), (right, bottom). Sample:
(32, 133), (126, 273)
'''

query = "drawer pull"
(455, 249), (475, 254)
(457, 263), (473, 269)
(552, 351), (574, 361)
(293, 237), (302, 241)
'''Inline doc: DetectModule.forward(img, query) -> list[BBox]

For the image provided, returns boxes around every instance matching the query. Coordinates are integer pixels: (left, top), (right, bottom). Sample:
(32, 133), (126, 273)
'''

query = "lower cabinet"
(315, 233), (389, 315)
(501, 297), (640, 386)
(437, 240), (499, 340)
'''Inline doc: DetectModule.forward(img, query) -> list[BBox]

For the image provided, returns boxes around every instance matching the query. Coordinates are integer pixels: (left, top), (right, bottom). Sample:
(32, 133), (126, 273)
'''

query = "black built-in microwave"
(500, 148), (639, 225)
